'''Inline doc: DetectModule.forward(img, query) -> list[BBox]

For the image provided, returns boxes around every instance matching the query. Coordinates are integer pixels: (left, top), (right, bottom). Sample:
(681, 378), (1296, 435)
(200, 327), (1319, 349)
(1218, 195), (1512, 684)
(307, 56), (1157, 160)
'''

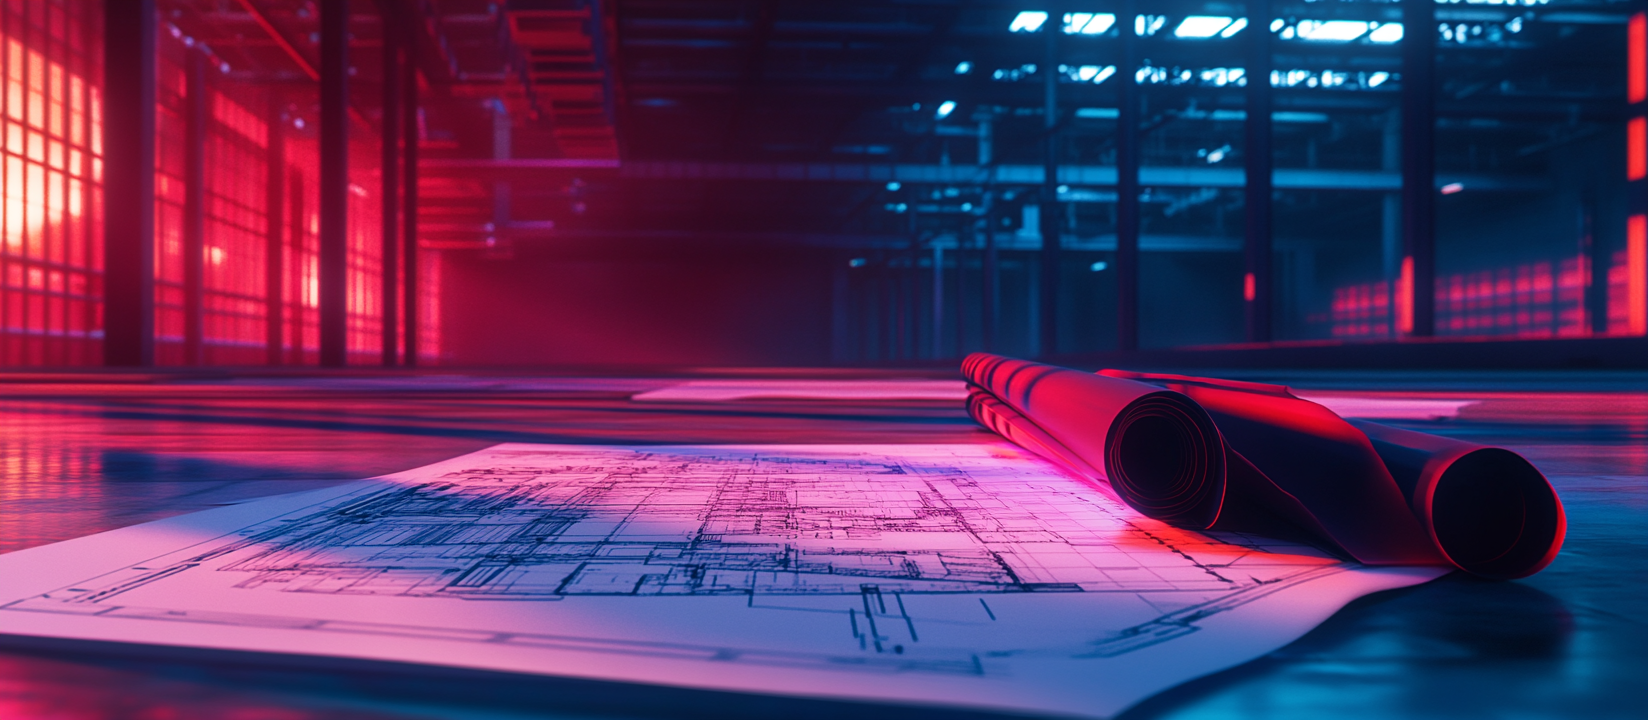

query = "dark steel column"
(1038, 6), (1062, 357)
(265, 102), (286, 365)
(1401, 0), (1436, 337)
(1244, 0), (1274, 342)
(953, 219), (968, 357)
(288, 172), (304, 363)
(182, 50), (206, 365)
(103, 0), (156, 367)
(1115, 0), (1141, 351)
(1582, 189), (1607, 335)
(380, 9), (401, 366)
(318, 0), (350, 367)
(981, 196), (998, 352)
(402, 16), (420, 367)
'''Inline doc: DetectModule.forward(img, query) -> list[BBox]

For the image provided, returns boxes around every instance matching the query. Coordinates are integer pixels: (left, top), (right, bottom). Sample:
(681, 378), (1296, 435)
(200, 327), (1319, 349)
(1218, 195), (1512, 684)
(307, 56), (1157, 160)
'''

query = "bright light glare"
(1174, 16), (1233, 39)
(1269, 18), (1285, 32)
(1368, 23), (1403, 43)
(886, 182), (901, 191)
(1064, 12), (1115, 35)
(1296, 20), (1370, 42)
(1441, 183), (1464, 195)
(1219, 18), (1248, 38)
(1368, 71), (1391, 87)
(1090, 261), (1109, 272)
(1092, 66), (1116, 84)
(955, 61), (972, 74)
(935, 100), (957, 119)
(1010, 11), (1048, 32)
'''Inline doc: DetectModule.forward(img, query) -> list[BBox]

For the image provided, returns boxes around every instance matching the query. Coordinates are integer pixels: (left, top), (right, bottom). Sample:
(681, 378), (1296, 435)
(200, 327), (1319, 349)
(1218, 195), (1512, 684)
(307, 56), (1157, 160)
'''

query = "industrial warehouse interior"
(0, 1), (1640, 718)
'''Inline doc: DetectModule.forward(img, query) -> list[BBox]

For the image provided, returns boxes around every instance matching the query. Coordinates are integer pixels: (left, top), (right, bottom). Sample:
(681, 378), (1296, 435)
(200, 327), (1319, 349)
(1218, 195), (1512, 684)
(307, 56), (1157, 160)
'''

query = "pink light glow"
(1324, 251), (1637, 339)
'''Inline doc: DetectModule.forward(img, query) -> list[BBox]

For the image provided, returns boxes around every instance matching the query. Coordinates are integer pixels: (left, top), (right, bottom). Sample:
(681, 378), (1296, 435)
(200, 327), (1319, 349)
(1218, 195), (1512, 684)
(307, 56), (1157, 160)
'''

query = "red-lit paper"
(964, 354), (1565, 579)
(0, 442), (1444, 718)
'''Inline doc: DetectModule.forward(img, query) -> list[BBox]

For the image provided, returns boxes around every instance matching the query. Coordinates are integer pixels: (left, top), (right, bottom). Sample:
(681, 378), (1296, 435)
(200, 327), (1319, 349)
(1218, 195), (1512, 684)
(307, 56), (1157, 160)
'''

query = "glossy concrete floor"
(0, 371), (1641, 719)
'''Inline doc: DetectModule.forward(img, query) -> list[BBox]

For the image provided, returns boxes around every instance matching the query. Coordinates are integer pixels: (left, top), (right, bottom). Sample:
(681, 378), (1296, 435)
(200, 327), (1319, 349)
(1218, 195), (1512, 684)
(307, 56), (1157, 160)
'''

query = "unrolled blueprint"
(0, 443), (1445, 718)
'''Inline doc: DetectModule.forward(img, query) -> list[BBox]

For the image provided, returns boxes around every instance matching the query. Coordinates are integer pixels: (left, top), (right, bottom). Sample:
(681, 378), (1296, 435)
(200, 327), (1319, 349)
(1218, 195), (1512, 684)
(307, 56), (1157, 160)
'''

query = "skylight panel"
(1368, 23), (1404, 43)
(1064, 12), (1116, 35)
(1174, 16), (1234, 39)
(1296, 20), (1370, 42)
(1010, 11), (1048, 33)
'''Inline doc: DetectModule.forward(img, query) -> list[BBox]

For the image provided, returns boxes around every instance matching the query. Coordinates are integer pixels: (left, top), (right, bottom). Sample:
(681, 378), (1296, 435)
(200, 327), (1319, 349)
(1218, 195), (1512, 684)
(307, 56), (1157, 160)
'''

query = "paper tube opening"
(1427, 448), (1565, 579)
(1104, 392), (1226, 528)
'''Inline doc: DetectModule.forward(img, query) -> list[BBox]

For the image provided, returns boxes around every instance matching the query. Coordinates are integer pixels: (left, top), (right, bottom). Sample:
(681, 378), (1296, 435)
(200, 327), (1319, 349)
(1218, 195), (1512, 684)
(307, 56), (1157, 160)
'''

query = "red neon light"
(1631, 118), (1647, 181)
(1242, 272), (1255, 302)
(1395, 256), (1413, 335)
(1326, 249), (1635, 340)
(0, 7), (101, 366)
(1630, 215), (1646, 336)
(1632, 13), (1647, 104)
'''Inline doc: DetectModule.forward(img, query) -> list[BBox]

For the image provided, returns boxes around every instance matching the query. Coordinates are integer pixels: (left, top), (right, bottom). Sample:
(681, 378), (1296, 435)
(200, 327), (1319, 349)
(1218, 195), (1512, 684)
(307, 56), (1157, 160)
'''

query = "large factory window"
(0, 1), (99, 366)
(1432, 10), (1626, 340)
(1136, 16), (1245, 350)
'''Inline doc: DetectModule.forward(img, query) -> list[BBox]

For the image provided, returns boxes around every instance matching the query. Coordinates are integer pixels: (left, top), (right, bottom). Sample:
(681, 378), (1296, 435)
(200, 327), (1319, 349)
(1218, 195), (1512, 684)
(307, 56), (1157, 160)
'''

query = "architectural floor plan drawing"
(0, 443), (1446, 718)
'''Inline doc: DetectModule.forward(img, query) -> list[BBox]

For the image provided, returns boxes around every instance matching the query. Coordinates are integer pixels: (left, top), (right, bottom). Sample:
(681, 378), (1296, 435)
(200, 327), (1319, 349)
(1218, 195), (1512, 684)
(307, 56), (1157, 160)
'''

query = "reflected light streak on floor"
(0, 372), (1638, 719)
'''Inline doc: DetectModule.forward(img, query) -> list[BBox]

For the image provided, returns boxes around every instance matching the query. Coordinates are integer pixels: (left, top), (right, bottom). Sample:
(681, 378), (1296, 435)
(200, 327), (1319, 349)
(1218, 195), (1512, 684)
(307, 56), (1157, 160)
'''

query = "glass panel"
(1433, 3), (1626, 338)
(1267, 1), (1403, 341)
(1137, 5), (1247, 348)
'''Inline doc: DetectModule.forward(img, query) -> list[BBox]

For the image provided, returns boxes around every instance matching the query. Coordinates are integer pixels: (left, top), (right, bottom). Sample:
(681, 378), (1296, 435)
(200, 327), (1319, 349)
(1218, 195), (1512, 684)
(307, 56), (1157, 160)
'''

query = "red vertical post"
(1629, 12), (1648, 335)
(265, 97), (286, 365)
(182, 49), (206, 365)
(380, 9), (400, 366)
(318, 0), (349, 367)
(288, 171), (304, 363)
(403, 11), (420, 367)
(102, 0), (156, 366)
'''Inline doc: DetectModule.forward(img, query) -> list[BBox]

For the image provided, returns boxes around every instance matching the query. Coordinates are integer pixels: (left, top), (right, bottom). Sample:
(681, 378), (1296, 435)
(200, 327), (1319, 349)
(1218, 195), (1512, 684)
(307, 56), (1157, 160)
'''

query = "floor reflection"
(0, 374), (1640, 719)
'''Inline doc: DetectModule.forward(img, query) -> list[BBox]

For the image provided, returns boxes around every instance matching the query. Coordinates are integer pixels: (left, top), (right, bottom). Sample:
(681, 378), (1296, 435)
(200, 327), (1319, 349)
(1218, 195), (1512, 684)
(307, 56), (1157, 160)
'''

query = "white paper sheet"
(630, 380), (1479, 421)
(1294, 393), (1478, 420)
(0, 443), (1445, 718)
(630, 379), (970, 402)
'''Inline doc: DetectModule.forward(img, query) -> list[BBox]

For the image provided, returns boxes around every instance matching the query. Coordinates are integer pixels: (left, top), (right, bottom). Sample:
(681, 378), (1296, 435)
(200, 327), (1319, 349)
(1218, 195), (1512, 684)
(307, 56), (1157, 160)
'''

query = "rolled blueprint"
(961, 353), (1228, 527)
(962, 353), (1565, 579)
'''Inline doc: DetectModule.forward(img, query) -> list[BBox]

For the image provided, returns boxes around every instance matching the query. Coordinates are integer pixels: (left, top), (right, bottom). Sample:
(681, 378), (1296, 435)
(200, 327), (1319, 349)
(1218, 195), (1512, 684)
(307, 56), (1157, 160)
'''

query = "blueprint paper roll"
(961, 353), (1227, 527)
(964, 354), (1565, 578)
(1350, 420), (1566, 579)
(1105, 369), (1563, 577)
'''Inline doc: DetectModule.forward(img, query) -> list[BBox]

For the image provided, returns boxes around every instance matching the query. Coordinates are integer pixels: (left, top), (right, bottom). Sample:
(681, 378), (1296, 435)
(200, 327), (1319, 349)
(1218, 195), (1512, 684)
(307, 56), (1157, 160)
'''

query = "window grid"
(146, 27), (439, 367)
(0, 2), (443, 368)
(0, 0), (99, 367)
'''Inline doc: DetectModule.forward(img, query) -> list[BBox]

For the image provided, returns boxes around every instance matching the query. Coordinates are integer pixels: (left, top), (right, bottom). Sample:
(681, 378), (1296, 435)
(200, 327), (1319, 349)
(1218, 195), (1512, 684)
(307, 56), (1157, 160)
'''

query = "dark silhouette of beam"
(103, 0), (157, 367)
(404, 10), (422, 367)
(265, 95), (286, 365)
(1245, 0), (1274, 343)
(319, 0), (349, 367)
(183, 49), (207, 366)
(1402, 0), (1437, 337)
(382, 9), (402, 366)
(1115, 0), (1141, 352)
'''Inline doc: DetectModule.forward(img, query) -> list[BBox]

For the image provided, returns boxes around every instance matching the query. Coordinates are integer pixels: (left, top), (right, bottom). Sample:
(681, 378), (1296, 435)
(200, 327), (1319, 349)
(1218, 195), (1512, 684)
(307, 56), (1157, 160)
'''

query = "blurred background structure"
(6, 0), (1642, 368)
